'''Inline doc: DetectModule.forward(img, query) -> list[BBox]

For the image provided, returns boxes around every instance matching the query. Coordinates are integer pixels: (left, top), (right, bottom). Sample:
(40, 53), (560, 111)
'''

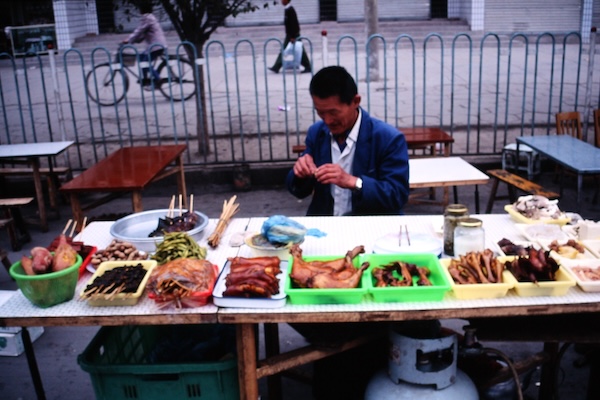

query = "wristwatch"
(354, 177), (363, 191)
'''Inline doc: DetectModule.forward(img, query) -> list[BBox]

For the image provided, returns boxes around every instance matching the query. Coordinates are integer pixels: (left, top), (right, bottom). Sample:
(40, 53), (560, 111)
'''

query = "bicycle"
(85, 47), (197, 106)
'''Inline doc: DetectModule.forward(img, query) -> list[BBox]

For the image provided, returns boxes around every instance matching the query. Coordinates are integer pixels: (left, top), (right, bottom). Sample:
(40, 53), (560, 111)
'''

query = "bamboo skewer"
(179, 194), (183, 216)
(189, 194), (194, 213)
(69, 220), (77, 237)
(62, 219), (72, 235)
(167, 195), (175, 218)
(207, 195), (240, 248)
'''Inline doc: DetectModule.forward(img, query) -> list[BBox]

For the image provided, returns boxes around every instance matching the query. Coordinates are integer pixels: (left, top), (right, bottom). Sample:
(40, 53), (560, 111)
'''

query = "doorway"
(431, 0), (448, 19)
(320, 0), (337, 21)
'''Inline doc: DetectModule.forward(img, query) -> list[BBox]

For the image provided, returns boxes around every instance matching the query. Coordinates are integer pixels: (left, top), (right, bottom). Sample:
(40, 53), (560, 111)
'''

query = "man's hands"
(293, 154), (357, 189)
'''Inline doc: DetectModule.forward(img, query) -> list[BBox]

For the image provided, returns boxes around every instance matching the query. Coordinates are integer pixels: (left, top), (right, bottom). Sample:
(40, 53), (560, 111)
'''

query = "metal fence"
(0, 30), (598, 172)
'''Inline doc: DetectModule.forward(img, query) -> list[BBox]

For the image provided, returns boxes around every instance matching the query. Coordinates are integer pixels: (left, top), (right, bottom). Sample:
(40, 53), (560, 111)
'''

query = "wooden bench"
(485, 169), (560, 213)
(0, 166), (71, 210)
(0, 197), (33, 251)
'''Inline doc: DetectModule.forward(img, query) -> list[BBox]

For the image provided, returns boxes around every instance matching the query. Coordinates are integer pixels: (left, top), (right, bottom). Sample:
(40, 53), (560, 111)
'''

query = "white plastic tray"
(212, 260), (287, 308)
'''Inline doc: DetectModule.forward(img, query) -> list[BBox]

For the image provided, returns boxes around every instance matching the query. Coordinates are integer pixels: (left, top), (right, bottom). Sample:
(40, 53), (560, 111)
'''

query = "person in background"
(286, 65), (410, 216)
(120, 0), (168, 85)
(269, 0), (312, 74)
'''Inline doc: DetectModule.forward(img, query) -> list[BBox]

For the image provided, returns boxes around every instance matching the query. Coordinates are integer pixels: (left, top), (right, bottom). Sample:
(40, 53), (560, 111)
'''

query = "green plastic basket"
(78, 325), (239, 400)
(9, 254), (83, 308)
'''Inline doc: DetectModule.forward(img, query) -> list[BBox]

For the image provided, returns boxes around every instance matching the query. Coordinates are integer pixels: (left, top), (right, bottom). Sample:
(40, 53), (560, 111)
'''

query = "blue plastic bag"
(261, 215), (326, 244)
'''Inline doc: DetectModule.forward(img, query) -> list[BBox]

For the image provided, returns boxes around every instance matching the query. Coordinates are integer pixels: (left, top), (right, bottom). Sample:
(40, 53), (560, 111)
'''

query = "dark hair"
(139, 1), (153, 14)
(309, 66), (358, 105)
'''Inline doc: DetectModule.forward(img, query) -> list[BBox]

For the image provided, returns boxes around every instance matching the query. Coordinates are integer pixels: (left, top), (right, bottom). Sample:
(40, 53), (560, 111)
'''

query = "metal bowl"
(109, 209), (209, 252)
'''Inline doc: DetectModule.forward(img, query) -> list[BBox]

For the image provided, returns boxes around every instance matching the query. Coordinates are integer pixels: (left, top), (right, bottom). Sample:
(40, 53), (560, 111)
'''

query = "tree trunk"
(185, 43), (210, 156)
(365, 0), (379, 82)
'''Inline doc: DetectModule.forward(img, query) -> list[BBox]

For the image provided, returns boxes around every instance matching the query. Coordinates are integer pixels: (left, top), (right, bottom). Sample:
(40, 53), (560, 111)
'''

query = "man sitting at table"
(286, 65), (410, 216)
(285, 65), (409, 399)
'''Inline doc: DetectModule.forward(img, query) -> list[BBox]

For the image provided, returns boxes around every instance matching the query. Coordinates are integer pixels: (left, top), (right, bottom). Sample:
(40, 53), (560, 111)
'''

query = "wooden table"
(517, 135), (600, 210)
(2, 215), (600, 400)
(401, 127), (454, 157)
(409, 157), (489, 212)
(0, 141), (73, 232)
(60, 145), (188, 227)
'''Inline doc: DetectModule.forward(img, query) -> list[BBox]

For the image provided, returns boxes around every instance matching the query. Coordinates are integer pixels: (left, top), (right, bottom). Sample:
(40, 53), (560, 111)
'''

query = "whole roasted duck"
(289, 244), (369, 289)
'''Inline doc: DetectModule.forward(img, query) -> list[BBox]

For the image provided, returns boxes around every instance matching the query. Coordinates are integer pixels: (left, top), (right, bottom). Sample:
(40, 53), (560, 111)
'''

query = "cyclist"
(120, 1), (167, 86)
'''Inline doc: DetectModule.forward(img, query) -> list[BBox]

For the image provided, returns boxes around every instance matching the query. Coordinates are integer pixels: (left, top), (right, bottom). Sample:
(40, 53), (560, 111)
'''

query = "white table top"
(2, 214), (600, 324)
(0, 140), (74, 159)
(517, 135), (600, 174)
(409, 157), (489, 187)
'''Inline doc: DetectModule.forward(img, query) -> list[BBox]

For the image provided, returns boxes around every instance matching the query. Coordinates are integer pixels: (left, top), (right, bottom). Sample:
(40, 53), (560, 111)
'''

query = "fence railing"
(0, 30), (598, 172)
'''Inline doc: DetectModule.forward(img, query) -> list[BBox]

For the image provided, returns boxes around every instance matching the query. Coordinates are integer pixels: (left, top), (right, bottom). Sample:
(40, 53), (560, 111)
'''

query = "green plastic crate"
(78, 325), (239, 400)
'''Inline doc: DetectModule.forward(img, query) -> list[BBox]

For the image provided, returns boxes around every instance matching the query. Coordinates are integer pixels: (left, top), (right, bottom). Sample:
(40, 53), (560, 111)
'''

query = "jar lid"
(445, 204), (468, 214)
(457, 217), (483, 228)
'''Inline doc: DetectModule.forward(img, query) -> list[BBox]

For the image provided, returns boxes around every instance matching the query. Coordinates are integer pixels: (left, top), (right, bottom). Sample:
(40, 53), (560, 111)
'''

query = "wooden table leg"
(132, 191), (143, 213)
(30, 159), (48, 232)
(69, 193), (84, 228)
(264, 323), (282, 400)
(237, 323), (259, 400)
(538, 342), (559, 400)
(175, 155), (188, 208)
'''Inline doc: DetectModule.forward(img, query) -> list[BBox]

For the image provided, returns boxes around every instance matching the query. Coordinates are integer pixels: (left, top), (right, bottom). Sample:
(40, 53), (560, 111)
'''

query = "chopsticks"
(399, 224), (411, 246)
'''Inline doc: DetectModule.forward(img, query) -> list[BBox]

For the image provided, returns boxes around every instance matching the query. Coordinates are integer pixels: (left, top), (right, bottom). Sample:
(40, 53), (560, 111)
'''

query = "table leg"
(30, 159), (48, 232)
(175, 155), (188, 208)
(69, 193), (84, 228)
(264, 323), (283, 400)
(237, 323), (259, 400)
(577, 173), (583, 212)
(22, 327), (46, 400)
(538, 342), (558, 400)
(475, 185), (480, 214)
(132, 191), (143, 213)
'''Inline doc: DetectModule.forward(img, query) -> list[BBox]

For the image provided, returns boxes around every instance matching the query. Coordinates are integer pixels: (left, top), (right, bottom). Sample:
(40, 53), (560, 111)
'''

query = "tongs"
(399, 224), (411, 247)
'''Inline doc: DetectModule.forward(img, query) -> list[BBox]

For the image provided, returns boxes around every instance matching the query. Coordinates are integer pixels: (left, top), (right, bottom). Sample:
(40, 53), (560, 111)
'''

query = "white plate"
(538, 239), (597, 260)
(372, 232), (442, 257)
(212, 260), (287, 308)
(559, 258), (600, 292)
(583, 240), (600, 258)
(515, 223), (572, 242)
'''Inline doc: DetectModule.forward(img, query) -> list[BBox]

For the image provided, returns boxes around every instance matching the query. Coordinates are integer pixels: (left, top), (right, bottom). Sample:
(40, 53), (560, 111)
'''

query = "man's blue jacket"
(285, 108), (410, 215)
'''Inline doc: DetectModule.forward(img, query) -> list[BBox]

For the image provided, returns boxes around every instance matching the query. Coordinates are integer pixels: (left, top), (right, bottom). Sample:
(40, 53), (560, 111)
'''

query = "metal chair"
(501, 143), (541, 180)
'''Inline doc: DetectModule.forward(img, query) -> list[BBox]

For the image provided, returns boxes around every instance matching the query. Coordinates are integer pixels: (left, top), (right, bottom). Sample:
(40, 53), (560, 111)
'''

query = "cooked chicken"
(289, 244), (366, 289)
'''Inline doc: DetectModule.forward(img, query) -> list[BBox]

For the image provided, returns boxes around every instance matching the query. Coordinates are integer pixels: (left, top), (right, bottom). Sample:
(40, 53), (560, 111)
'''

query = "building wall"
(225, 0), (320, 27)
(484, 0), (582, 33)
(53, 0), (98, 50)
(337, 0), (430, 22)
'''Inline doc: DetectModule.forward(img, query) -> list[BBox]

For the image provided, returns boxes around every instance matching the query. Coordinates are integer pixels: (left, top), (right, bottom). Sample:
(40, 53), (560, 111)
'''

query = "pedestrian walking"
(269, 0), (312, 74)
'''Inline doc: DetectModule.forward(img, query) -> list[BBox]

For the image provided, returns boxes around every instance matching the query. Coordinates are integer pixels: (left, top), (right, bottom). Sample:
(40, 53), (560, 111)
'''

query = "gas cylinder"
(364, 322), (478, 400)
(364, 369), (479, 399)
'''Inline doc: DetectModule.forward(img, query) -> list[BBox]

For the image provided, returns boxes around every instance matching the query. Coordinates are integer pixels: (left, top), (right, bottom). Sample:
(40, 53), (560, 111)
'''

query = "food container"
(243, 233), (300, 260)
(285, 255), (369, 305)
(363, 253), (450, 302)
(583, 240), (600, 258)
(504, 204), (571, 225)
(81, 260), (157, 306)
(515, 223), (572, 242)
(506, 267), (576, 297)
(9, 254), (83, 308)
(109, 209), (209, 253)
(212, 260), (287, 308)
(537, 239), (596, 260)
(443, 204), (469, 256)
(453, 218), (485, 256)
(559, 258), (600, 292)
(372, 232), (443, 258)
(439, 257), (515, 299)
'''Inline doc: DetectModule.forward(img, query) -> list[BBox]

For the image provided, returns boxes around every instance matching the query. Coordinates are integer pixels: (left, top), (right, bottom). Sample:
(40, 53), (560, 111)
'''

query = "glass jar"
(443, 204), (469, 256)
(453, 218), (485, 256)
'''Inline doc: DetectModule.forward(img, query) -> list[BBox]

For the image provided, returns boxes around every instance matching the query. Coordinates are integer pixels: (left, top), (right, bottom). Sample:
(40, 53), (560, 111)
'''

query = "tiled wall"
(53, 0), (98, 50)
